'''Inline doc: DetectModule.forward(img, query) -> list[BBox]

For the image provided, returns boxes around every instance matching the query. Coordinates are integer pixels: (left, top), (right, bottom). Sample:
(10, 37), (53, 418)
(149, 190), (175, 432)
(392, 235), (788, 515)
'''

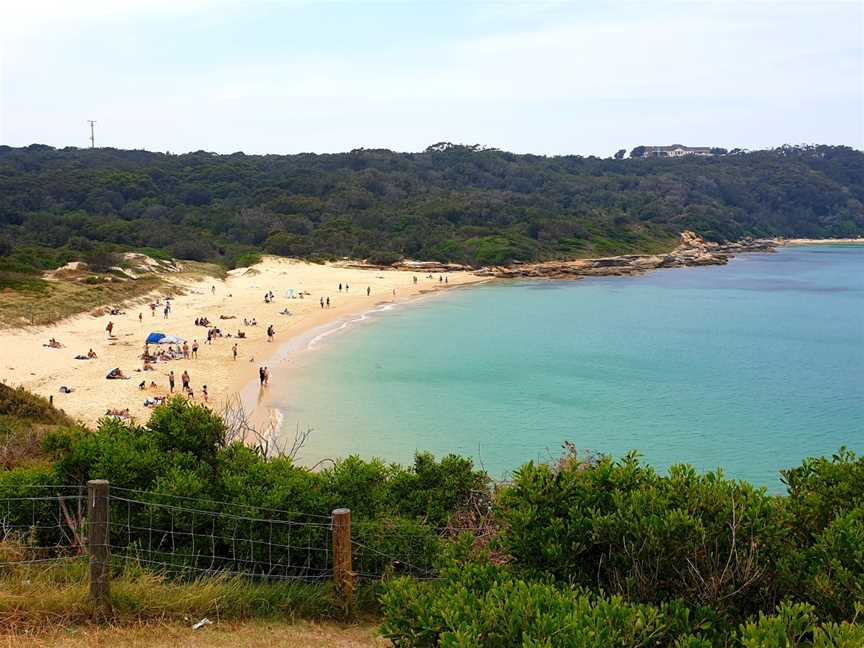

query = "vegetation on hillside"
(0, 392), (861, 645)
(1, 144), (861, 276)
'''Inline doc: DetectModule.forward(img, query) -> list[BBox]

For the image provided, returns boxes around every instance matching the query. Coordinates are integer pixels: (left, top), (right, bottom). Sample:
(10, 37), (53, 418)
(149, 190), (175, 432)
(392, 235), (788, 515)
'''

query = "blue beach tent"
(145, 332), (185, 344)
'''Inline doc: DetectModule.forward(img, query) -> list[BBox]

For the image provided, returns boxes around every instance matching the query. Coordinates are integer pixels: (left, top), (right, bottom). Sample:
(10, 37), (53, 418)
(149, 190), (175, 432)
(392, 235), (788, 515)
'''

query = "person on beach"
(182, 370), (190, 391)
(320, 297), (324, 309)
(326, 297), (330, 308)
(413, 276), (417, 284)
(367, 286), (371, 296)
(345, 284), (349, 292)
(211, 285), (216, 295)
(87, 348), (97, 359)
(338, 283), (342, 292)
(206, 329), (212, 344)
(264, 366), (270, 386)
(138, 312), (143, 324)
(191, 340), (199, 358)
(267, 325), (275, 342)
(202, 385), (208, 402)
(232, 343), (238, 360)
(183, 342), (189, 359)
(106, 321), (114, 338)
(163, 305), (169, 319)
(439, 276), (443, 283)
(445, 276), (448, 284)
(169, 370), (175, 393)
(258, 366), (265, 386)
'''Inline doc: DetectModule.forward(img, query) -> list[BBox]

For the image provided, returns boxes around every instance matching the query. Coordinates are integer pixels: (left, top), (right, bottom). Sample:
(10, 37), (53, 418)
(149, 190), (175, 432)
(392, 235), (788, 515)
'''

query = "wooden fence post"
(332, 508), (353, 606)
(87, 479), (110, 606)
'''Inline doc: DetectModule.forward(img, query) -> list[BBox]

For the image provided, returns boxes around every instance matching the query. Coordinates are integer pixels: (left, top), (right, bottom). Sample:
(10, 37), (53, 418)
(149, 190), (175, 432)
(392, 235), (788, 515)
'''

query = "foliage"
(493, 449), (864, 628)
(0, 144), (861, 271)
(381, 560), (864, 647)
(12, 398), (484, 578)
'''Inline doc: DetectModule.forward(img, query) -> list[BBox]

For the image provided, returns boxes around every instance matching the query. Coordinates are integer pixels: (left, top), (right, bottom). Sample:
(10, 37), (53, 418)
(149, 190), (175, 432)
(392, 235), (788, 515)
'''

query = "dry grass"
(0, 260), (224, 329)
(0, 561), (380, 631)
(0, 619), (388, 647)
(0, 561), (388, 646)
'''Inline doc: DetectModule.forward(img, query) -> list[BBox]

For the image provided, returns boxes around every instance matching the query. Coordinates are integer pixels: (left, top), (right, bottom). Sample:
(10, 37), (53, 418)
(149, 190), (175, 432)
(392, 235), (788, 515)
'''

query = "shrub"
(367, 250), (402, 266)
(494, 452), (790, 622)
(379, 550), (715, 647)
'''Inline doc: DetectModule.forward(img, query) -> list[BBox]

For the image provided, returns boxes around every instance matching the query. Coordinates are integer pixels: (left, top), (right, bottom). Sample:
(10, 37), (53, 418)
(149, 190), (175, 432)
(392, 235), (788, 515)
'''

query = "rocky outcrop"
(479, 231), (778, 279)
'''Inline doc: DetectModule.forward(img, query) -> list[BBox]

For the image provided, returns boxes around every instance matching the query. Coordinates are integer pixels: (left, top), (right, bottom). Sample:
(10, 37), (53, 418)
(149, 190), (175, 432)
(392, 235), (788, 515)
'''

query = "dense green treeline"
(0, 143), (862, 273)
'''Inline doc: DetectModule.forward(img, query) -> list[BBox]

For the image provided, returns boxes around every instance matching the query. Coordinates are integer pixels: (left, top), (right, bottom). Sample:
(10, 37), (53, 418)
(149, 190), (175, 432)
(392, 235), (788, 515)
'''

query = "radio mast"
(87, 120), (96, 148)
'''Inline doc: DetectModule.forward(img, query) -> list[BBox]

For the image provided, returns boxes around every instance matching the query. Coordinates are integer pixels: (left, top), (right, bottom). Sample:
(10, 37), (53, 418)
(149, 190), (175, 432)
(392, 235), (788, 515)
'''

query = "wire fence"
(0, 486), (87, 565)
(0, 483), (491, 586)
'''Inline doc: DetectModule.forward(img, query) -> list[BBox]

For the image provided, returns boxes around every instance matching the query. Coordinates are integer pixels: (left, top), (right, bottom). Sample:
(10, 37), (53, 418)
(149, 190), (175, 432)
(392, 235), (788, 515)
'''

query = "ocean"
(267, 245), (864, 490)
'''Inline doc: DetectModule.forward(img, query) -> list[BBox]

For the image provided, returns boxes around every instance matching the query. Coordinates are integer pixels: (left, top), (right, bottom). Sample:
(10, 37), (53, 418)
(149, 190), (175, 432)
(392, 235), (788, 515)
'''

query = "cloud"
(1, 0), (861, 154)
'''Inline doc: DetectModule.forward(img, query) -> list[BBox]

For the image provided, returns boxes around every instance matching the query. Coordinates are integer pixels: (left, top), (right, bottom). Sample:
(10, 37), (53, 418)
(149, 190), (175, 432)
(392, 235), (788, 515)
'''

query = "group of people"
(258, 366), (271, 387)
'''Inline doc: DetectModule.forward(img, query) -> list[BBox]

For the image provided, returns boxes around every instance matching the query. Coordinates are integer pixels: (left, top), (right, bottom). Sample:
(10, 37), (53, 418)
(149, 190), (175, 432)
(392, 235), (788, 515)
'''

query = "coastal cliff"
(477, 231), (778, 279)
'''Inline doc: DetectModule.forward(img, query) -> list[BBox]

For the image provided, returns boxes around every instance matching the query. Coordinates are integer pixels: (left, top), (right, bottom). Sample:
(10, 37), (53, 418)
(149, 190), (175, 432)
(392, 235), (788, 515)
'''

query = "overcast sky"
(1, 0), (862, 156)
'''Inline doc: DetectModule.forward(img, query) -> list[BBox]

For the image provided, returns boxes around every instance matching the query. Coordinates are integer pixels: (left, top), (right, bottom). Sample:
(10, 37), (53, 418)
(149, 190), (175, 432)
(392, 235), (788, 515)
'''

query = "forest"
(0, 143), (862, 273)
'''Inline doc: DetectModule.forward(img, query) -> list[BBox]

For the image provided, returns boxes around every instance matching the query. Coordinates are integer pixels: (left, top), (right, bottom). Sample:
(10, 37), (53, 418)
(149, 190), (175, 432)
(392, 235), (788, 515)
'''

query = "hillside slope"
(0, 143), (861, 269)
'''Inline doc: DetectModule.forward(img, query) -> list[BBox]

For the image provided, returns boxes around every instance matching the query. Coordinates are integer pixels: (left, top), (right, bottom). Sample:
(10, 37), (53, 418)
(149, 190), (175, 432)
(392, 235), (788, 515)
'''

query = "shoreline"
(2, 236), (860, 430)
(239, 286), (468, 433)
(779, 238), (864, 245)
(0, 258), (487, 428)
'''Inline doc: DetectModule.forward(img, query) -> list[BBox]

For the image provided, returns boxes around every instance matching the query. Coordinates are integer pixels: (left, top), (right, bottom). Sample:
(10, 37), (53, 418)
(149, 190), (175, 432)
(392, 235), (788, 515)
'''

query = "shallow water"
(268, 246), (864, 490)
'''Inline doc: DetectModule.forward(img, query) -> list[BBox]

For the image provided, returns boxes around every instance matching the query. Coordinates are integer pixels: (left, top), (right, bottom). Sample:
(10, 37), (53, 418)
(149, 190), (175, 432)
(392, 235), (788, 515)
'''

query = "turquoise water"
(269, 246), (864, 489)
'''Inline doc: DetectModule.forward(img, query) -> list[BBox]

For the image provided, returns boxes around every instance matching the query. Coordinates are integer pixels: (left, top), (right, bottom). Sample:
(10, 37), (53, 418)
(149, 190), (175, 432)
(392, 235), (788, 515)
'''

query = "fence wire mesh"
(0, 484), (492, 583)
(0, 486), (87, 565)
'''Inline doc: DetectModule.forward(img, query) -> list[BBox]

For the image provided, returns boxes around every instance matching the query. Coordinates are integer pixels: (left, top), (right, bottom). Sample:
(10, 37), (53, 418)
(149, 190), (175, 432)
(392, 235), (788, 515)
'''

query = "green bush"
(494, 452), (790, 621)
(380, 550), (715, 647)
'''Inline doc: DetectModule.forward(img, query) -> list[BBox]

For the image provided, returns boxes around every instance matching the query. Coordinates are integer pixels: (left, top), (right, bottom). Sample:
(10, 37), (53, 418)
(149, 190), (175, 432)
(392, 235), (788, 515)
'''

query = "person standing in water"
(320, 297), (324, 309)
(367, 286), (371, 296)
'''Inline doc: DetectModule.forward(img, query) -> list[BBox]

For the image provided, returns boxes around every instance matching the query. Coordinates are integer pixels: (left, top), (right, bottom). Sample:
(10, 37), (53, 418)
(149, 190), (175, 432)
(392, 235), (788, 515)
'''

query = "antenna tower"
(87, 120), (96, 148)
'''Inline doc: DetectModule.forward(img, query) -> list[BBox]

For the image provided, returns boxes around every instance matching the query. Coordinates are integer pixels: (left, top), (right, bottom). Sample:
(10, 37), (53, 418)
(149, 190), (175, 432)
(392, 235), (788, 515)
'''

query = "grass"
(0, 560), (382, 632)
(0, 619), (387, 647)
(0, 274), (171, 328)
(0, 249), (228, 329)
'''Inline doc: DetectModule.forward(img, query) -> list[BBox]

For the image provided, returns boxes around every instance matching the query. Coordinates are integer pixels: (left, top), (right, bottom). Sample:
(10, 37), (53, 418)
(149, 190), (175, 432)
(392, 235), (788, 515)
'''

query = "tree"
(614, 149), (626, 159)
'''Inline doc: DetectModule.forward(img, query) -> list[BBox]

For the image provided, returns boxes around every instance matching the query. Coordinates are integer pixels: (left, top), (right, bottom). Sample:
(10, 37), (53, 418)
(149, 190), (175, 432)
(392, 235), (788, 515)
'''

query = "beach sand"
(0, 257), (485, 427)
(781, 238), (864, 245)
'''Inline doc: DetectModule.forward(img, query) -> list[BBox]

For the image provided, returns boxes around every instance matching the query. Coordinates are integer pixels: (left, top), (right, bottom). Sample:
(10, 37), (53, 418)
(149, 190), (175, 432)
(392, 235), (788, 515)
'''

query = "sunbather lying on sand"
(105, 408), (130, 418)
(43, 338), (63, 348)
(106, 368), (130, 380)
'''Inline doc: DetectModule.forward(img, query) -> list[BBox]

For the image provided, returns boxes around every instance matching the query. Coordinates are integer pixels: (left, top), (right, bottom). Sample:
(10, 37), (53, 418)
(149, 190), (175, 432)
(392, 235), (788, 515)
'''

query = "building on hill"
(641, 145), (714, 158)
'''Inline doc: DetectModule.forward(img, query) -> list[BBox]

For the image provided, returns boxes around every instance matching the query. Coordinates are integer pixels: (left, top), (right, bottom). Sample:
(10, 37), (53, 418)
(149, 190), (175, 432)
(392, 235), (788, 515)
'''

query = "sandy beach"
(781, 238), (864, 245)
(0, 257), (486, 427)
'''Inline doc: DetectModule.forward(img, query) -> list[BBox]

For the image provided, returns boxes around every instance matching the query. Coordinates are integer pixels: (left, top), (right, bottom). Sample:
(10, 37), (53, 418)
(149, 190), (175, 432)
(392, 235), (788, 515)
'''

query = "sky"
(1, 0), (862, 156)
